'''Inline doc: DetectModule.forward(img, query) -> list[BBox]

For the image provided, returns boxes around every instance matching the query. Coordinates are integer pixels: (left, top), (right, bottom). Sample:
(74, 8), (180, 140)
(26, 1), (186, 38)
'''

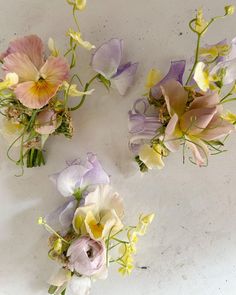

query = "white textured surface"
(0, 1), (236, 295)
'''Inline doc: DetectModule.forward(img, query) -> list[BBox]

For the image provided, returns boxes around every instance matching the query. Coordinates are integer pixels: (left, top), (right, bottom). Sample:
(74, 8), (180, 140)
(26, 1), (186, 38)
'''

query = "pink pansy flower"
(160, 79), (234, 166)
(1, 35), (69, 109)
(67, 236), (106, 277)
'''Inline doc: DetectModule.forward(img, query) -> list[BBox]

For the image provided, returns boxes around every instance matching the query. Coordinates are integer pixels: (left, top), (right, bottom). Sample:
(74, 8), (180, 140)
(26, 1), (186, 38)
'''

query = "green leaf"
(98, 74), (111, 90)
(48, 285), (58, 294)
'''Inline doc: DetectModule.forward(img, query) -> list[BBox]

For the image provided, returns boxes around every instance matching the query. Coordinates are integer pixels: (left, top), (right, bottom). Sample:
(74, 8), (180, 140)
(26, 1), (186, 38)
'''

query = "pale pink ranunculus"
(35, 109), (58, 135)
(160, 79), (235, 166)
(67, 236), (106, 277)
(1, 35), (69, 109)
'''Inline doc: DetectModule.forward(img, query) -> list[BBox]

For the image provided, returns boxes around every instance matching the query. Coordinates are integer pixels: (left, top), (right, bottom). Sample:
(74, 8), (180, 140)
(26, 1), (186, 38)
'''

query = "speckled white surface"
(0, 0), (236, 295)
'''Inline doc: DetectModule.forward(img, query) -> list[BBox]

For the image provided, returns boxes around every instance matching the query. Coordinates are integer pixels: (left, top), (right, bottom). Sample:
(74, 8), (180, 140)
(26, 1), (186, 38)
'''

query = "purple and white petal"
(81, 153), (110, 188)
(91, 38), (123, 79)
(46, 198), (77, 235)
(111, 62), (138, 95)
(151, 60), (186, 99)
(56, 165), (90, 197)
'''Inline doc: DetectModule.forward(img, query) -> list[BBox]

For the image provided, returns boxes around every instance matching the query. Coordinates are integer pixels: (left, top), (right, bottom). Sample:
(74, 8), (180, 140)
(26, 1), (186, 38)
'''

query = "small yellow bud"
(38, 217), (44, 225)
(225, 5), (235, 15)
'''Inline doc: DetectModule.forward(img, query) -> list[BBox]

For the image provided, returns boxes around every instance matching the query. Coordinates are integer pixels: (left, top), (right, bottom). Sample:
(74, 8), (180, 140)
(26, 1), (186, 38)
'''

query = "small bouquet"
(38, 153), (154, 295)
(129, 5), (236, 172)
(0, 0), (137, 172)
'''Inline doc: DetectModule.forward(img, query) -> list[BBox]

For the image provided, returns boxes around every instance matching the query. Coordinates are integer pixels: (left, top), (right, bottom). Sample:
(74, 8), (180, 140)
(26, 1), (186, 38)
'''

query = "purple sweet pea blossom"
(128, 99), (161, 154)
(150, 60), (186, 99)
(51, 153), (110, 197)
(91, 38), (138, 95)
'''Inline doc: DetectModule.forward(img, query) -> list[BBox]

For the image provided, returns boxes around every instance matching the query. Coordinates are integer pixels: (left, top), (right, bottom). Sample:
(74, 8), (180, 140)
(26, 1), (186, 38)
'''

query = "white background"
(0, 0), (236, 294)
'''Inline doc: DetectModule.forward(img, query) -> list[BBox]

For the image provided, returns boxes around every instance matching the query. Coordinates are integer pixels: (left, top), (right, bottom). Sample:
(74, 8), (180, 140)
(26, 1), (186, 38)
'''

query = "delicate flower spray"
(0, 0), (138, 173)
(38, 153), (154, 295)
(129, 5), (236, 172)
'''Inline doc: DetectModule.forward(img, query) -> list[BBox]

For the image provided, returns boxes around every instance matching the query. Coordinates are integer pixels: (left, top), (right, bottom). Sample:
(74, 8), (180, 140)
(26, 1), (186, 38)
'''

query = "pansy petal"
(3, 52), (39, 82)
(200, 114), (235, 141)
(180, 107), (217, 135)
(1, 35), (44, 69)
(14, 80), (58, 109)
(81, 153), (110, 188)
(65, 276), (91, 295)
(57, 165), (90, 197)
(161, 79), (188, 116)
(151, 60), (186, 99)
(40, 56), (69, 85)
(91, 39), (123, 79)
(111, 62), (138, 95)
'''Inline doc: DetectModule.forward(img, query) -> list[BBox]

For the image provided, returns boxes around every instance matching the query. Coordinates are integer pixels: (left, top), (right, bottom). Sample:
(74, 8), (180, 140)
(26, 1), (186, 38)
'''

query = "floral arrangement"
(38, 153), (154, 295)
(0, 0), (137, 173)
(129, 5), (236, 172)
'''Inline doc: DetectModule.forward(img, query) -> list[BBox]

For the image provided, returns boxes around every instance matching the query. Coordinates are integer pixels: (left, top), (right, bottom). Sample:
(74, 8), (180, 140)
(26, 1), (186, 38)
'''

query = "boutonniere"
(0, 0), (138, 174)
(129, 5), (236, 172)
(38, 153), (154, 295)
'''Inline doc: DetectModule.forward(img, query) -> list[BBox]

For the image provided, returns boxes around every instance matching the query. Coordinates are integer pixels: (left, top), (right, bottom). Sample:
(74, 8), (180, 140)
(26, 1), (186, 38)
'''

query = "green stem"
(186, 33), (201, 85)
(69, 74), (99, 111)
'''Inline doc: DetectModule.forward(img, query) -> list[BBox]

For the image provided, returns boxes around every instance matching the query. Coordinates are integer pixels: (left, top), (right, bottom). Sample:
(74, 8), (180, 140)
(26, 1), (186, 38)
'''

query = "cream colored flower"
(139, 144), (166, 170)
(68, 29), (95, 50)
(63, 81), (94, 97)
(145, 69), (161, 89)
(195, 8), (208, 34)
(0, 72), (19, 91)
(0, 117), (24, 146)
(73, 185), (124, 240)
(48, 38), (59, 57)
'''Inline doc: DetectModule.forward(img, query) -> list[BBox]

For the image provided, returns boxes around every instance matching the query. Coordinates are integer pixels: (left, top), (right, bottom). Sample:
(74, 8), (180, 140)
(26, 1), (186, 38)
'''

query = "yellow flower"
(63, 81), (95, 97)
(48, 38), (59, 57)
(225, 5), (235, 15)
(222, 112), (236, 124)
(75, 0), (86, 10)
(193, 62), (217, 92)
(195, 8), (208, 34)
(0, 72), (19, 91)
(118, 264), (134, 276)
(68, 28), (95, 50)
(145, 69), (161, 89)
(136, 213), (155, 236)
(199, 44), (231, 61)
(139, 144), (166, 170)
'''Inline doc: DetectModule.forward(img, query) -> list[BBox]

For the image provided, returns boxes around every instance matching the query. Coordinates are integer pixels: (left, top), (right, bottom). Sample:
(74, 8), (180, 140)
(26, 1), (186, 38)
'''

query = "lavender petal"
(150, 60), (186, 99)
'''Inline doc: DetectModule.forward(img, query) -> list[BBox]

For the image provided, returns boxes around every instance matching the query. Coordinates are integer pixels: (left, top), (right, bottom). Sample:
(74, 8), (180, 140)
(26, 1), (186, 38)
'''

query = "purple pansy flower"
(150, 60), (186, 99)
(128, 99), (161, 154)
(91, 38), (138, 95)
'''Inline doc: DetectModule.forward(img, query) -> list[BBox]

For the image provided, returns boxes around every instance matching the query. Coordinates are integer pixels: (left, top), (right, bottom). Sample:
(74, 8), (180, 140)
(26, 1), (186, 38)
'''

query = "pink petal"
(40, 56), (69, 85)
(161, 79), (188, 116)
(186, 139), (208, 167)
(2, 35), (44, 69)
(180, 107), (217, 135)
(189, 92), (220, 110)
(35, 109), (57, 135)
(200, 114), (235, 141)
(164, 114), (181, 152)
(14, 81), (58, 109)
(3, 52), (39, 82)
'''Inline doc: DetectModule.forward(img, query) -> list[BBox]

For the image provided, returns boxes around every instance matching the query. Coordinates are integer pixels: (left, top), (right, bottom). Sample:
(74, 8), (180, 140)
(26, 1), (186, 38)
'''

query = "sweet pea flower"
(139, 144), (166, 170)
(48, 269), (91, 295)
(161, 79), (234, 166)
(91, 39), (138, 95)
(51, 153), (110, 197)
(128, 98), (162, 154)
(67, 236), (106, 277)
(150, 60), (186, 99)
(1, 35), (69, 109)
(35, 109), (58, 135)
(67, 29), (95, 50)
(73, 184), (124, 240)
